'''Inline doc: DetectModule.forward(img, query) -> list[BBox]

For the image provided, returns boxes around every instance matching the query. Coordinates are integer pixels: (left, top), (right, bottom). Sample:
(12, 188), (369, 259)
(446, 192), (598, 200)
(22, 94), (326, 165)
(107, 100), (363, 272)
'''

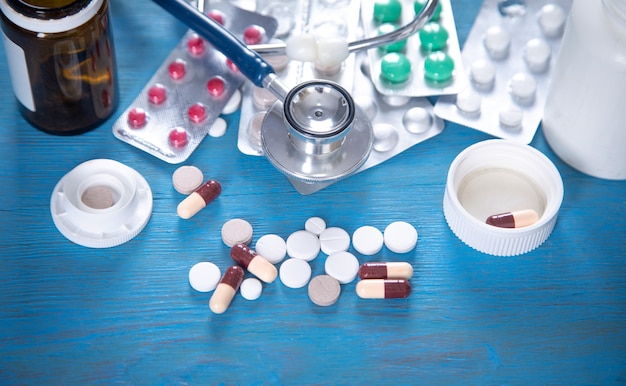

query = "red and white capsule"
(358, 262), (413, 280)
(209, 265), (244, 314)
(176, 180), (221, 219)
(356, 279), (411, 299)
(485, 209), (539, 229)
(230, 244), (277, 283)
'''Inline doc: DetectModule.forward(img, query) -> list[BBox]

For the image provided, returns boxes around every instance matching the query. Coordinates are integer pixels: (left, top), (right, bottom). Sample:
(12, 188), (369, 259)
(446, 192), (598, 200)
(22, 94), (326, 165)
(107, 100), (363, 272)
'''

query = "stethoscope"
(153, 0), (439, 184)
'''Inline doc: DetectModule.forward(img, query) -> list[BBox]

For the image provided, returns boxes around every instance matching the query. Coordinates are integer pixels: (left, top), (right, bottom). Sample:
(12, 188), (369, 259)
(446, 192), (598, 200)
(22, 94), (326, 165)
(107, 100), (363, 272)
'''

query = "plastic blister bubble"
(434, 0), (572, 144)
(113, 1), (278, 163)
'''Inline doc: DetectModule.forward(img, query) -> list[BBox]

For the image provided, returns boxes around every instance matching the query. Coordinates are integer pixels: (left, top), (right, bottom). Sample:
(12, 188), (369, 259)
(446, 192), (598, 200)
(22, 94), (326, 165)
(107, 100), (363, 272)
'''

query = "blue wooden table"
(1, 1), (625, 384)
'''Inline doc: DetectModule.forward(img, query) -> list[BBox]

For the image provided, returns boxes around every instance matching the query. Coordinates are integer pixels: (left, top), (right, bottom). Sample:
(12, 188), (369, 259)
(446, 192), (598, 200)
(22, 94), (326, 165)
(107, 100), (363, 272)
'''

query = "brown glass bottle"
(0, 0), (118, 135)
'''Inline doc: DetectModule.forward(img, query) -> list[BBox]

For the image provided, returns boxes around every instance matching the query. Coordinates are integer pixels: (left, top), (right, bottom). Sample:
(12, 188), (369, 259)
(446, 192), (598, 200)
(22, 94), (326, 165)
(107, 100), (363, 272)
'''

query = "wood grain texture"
(1, 0), (625, 384)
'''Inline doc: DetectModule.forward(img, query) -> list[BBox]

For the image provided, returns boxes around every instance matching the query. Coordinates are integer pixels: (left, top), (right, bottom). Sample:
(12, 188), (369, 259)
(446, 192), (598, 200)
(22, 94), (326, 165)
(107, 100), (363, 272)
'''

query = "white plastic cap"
(443, 140), (563, 256)
(50, 159), (153, 248)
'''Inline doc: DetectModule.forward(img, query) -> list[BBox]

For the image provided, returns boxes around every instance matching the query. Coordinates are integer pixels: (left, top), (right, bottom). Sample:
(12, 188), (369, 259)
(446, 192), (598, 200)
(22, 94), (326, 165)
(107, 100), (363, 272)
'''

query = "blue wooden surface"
(1, 1), (625, 384)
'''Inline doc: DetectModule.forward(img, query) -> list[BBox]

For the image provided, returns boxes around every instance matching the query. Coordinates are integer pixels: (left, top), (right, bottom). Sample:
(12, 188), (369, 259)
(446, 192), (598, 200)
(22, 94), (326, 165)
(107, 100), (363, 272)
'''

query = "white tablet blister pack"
(434, 0), (572, 144)
(361, 0), (467, 97)
(113, 1), (278, 163)
(236, 0), (362, 156)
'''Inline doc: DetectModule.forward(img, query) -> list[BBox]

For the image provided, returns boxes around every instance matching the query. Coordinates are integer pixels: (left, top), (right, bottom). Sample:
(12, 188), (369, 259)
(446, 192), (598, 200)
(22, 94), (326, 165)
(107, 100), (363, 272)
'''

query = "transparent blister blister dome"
(361, 0), (467, 97)
(113, 1), (278, 163)
(434, 0), (572, 144)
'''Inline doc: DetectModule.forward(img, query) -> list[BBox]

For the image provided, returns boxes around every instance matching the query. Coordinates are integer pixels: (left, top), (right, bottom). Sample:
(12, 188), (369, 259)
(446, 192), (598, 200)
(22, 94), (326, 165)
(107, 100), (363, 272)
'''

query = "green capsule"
(380, 53), (412, 83)
(423, 51), (455, 83)
(373, 0), (403, 23)
(414, 0), (443, 21)
(419, 22), (449, 52)
(376, 23), (407, 53)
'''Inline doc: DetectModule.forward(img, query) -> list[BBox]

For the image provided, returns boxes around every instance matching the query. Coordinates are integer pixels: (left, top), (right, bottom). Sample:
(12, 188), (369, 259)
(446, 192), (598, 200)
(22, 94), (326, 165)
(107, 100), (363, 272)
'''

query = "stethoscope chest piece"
(261, 80), (373, 184)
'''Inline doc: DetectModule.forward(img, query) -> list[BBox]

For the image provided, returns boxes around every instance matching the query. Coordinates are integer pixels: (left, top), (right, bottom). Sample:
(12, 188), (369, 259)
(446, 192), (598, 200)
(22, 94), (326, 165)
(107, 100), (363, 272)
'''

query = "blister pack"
(113, 1), (278, 163)
(434, 0), (572, 144)
(361, 0), (466, 97)
(236, 0), (362, 156)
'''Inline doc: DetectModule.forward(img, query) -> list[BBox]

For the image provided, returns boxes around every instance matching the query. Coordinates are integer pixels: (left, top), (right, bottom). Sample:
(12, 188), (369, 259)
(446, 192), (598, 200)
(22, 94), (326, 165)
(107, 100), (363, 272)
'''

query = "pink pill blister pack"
(113, 1), (277, 164)
(434, 0), (572, 144)
(361, 0), (466, 98)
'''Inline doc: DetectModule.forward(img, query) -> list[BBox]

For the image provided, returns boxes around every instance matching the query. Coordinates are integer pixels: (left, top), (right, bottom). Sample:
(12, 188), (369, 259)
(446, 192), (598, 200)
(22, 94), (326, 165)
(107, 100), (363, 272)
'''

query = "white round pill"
(456, 89), (482, 115)
(509, 72), (537, 102)
(188, 262), (221, 292)
(483, 25), (511, 60)
(221, 218), (253, 247)
(221, 89), (242, 115)
(403, 107), (433, 134)
(524, 38), (551, 73)
(325, 251), (360, 284)
(279, 258), (312, 288)
(539, 3), (566, 38)
(286, 230), (321, 261)
(255, 234), (287, 264)
(304, 217), (326, 235)
(172, 165), (204, 195)
(240, 277), (263, 300)
(373, 123), (400, 153)
(384, 221), (418, 253)
(352, 225), (384, 255)
(209, 117), (227, 138)
(319, 227), (351, 255)
(470, 59), (496, 88)
(499, 104), (524, 128)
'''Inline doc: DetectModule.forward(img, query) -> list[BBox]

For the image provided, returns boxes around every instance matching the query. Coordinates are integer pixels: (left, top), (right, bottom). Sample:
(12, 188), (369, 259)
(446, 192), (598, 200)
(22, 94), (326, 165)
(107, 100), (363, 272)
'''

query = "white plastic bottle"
(542, 0), (626, 180)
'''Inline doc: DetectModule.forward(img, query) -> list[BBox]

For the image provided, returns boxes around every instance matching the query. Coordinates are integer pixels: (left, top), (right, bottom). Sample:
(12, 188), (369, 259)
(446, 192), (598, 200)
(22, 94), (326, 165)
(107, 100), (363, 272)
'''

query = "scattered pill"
(308, 275), (341, 307)
(81, 186), (114, 209)
(222, 89), (242, 115)
(539, 3), (566, 38)
(230, 244), (278, 283)
(286, 230), (321, 261)
(403, 107), (433, 134)
(352, 225), (384, 255)
(325, 251), (360, 284)
(319, 227), (351, 255)
(483, 25), (511, 60)
(380, 52), (412, 83)
(172, 165), (204, 195)
(524, 38), (551, 73)
(209, 265), (244, 314)
(255, 234), (287, 264)
(485, 209), (539, 229)
(207, 76), (226, 97)
(419, 22), (449, 52)
(304, 217), (326, 236)
(358, 262), (413, 280)
(187, 103), (207, 124)
(169, 127), (188, 148)
(373, 0), (403, 23)
(176, 179), (221, 219)
(240, 277), (263, 301)
(127, 107), (147, 129)
(423, 51), (455, 83)
(168, 59), (187, 80)
(279, 258), (312, 289)
(188, 261), (221, 292)
(356, 279), (411, 299)
(221, 218), (253, 247)
(208, 117), (228, 138)
(148, 84), (167, 105)
(384, 221), (418, 253)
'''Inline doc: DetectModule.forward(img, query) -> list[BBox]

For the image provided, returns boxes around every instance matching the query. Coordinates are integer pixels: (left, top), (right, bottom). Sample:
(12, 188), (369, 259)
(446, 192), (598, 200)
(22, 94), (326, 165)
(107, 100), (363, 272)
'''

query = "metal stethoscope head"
(153, 0), (439, 184)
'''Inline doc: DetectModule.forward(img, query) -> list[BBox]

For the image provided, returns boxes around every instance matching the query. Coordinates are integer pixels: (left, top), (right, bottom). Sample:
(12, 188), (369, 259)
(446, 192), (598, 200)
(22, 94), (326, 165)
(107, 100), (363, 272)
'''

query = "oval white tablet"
(286, 230), (321, 261)
(255, 234), (287, 264)
(188, 262), (221, 292)
(319, 227), (351, 255)
(325, 251), (360, 284)
(240, 277), (263, 300)
(383, 221), (418, 253)
(209, 117), (228, 138)
(352, 225), (384, 255)
(279, 258), (312, 288)
(304, 217), (326, 235)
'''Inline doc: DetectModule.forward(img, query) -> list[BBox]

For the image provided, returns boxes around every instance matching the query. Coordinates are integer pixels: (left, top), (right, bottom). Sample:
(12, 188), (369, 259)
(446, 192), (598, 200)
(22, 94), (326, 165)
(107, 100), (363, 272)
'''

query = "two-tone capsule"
(356, 279), (411, 299)
(358, 262), (413, 280)
(485, 209), (539, 229)
(230, 243), (278, 283)
(209, 265), (244, 314)
(177, 179), (221, 219)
